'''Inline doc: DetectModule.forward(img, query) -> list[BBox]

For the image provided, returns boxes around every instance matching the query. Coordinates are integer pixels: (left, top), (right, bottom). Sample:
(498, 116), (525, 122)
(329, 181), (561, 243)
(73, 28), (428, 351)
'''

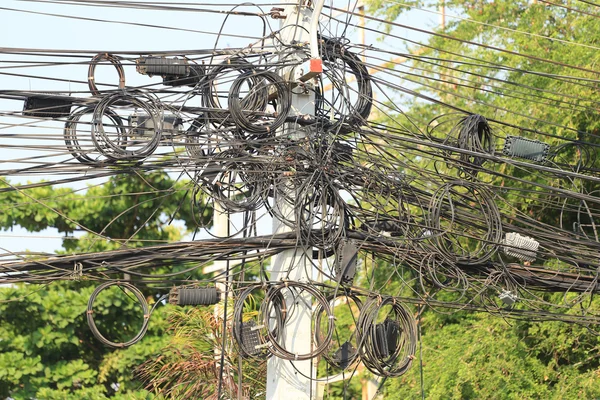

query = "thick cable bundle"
(88, 53), (126, 96)
(356, 296), (417, 377)
(92, 91), (163, 161)
(262, 282), (334, 361)
(228, 70), (291, 136)
(86, 281), (150, 348)
(427, 181), (502, 265)
(64, 106), (127, 165)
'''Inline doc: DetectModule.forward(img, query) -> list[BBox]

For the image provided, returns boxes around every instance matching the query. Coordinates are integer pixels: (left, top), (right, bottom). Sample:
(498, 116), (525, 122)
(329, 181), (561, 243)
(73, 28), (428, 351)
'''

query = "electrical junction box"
(128, 113), (183, 137)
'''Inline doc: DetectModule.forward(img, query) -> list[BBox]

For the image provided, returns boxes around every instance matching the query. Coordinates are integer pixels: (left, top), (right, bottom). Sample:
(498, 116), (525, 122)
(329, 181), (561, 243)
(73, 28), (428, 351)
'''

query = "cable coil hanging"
(86, 281), (151, 348)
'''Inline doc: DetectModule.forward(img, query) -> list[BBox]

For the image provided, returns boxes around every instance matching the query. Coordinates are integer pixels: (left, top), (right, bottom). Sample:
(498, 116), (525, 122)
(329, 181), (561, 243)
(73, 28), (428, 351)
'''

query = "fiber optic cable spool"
(502, 136), (550, 163)
(91, 90), (163, 161)
(232, 284), (287, 359)
(88, 53), (126, 96)
(64, 106), (127, 165)
(502, 232), (539, 262)
(427, 182), (502, 265)
(87, 282), (150, 348)
(356, 296), (417, 377)
(316, 36), (373, 126)
(264, 282), (334, 361)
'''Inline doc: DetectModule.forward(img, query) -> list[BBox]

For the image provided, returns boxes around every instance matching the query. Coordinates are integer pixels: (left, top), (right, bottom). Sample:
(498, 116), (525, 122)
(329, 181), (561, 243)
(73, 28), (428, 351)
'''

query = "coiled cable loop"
(86, 281), (150, 348)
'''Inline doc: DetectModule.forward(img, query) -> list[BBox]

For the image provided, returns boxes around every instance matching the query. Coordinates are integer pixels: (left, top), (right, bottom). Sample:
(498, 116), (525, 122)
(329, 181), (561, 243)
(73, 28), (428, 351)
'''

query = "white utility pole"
(266, 1), (324, 399)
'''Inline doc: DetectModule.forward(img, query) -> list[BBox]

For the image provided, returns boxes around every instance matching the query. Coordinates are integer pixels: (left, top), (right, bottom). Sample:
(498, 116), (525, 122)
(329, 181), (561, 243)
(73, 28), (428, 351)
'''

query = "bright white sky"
(0, 0), (438, 255)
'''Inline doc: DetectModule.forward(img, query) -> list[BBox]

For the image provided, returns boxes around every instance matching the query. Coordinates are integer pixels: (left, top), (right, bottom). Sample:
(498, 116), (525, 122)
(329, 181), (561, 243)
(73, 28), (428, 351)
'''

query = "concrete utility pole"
(266, 1), (324, 399)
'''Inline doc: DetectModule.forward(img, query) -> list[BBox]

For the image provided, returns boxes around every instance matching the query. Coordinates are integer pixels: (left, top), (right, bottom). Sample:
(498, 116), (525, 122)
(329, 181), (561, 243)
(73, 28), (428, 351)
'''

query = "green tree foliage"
(360, 0), (600, 398)
(0, 172), (211, 399)
(384, 309), (600, 399)
(137, 306), (266, 399)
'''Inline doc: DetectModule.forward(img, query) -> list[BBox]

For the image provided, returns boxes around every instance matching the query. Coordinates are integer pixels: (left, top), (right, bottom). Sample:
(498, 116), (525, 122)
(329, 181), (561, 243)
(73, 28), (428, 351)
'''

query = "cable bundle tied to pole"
(314, 291), (363, 369)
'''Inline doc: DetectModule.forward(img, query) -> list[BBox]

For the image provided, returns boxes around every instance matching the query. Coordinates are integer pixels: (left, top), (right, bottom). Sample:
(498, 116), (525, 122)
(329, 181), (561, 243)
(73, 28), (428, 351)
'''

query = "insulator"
(502, 232), (539, 262)
(169, 286), (220, 306)
(502, 136), (549, 163)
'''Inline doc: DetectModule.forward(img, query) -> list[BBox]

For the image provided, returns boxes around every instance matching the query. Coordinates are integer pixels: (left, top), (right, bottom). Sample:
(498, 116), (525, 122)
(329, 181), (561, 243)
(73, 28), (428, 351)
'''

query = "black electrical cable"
(316, 36), (373, 126)
(228, 69), (291, 136)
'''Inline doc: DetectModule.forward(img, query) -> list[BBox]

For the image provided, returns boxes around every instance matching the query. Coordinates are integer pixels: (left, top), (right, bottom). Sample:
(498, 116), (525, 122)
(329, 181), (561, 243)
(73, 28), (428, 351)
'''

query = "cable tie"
(295, 353), (299, 360)
(250, 324), (265, 331)
(87, 310), (93, 315)
(143, 314), (150, 319)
